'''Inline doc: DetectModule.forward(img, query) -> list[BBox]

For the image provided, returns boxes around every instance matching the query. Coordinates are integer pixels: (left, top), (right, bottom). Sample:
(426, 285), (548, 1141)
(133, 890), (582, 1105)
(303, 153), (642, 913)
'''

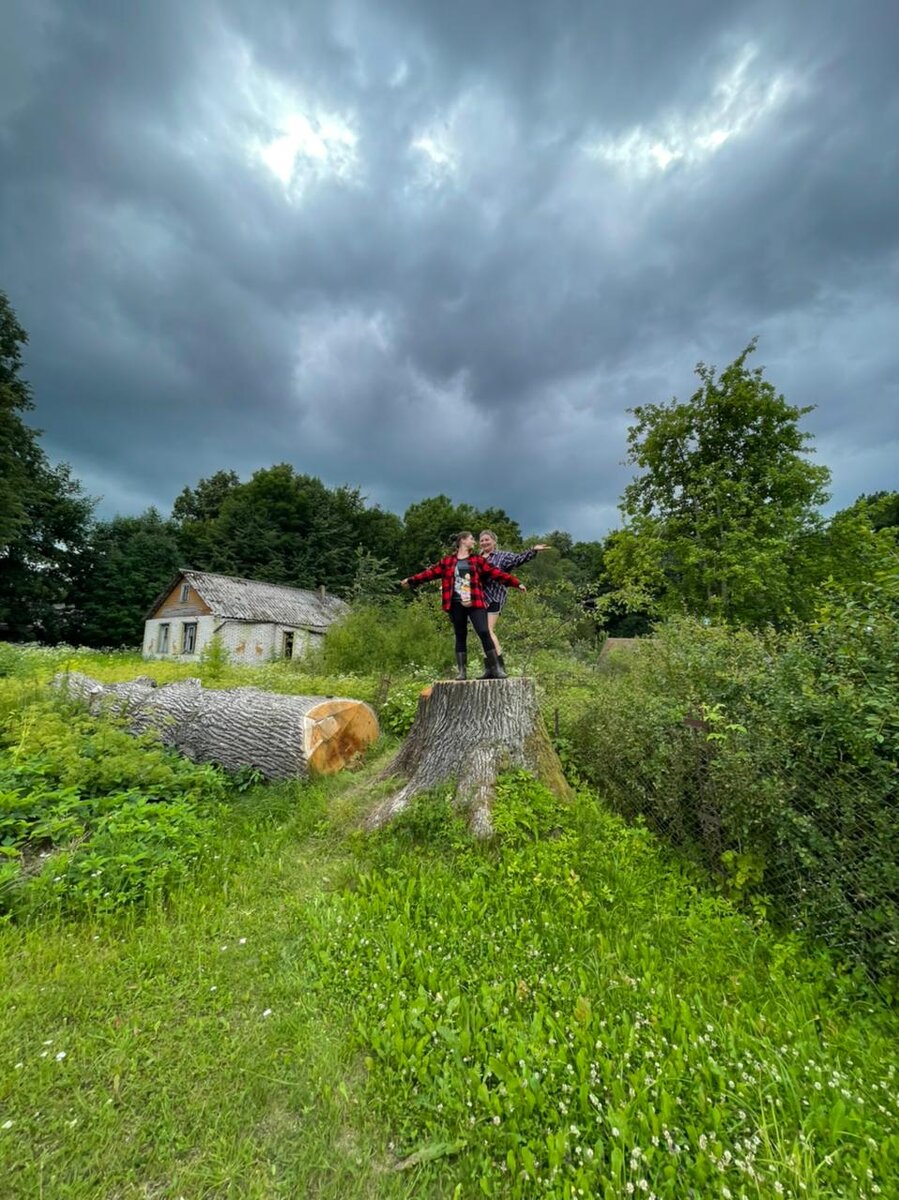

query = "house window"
(180, 583), (190, 602)
(282, 631), (295, 659)
(182, 622), (197, 654)
(157, 623), (170, 653)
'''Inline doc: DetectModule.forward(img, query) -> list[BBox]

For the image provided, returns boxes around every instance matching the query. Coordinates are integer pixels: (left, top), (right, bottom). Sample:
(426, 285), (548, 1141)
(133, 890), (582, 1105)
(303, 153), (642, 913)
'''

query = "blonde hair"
(479, 530), (497, 546)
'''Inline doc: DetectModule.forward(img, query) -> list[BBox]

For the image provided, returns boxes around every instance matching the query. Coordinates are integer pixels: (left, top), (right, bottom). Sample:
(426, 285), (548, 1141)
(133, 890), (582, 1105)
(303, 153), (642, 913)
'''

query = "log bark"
(53, 672), (378, 780)
(366, 677), (570, 838)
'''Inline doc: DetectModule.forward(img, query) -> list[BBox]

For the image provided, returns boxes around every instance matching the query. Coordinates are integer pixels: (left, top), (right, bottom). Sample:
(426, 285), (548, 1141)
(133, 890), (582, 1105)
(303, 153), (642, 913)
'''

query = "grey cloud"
(1, 0), (896, 540)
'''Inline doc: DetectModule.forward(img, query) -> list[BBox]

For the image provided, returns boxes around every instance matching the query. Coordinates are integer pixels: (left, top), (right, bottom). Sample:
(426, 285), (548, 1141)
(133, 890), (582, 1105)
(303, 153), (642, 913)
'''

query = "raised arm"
(401, 561), (445, 588)
(490, 548), (538, 570)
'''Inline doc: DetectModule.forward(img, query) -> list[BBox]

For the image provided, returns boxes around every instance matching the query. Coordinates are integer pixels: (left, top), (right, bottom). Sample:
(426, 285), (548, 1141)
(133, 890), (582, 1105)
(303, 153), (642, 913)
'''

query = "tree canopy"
(604, 341), (834, 626)
(0, 291), (95, 640)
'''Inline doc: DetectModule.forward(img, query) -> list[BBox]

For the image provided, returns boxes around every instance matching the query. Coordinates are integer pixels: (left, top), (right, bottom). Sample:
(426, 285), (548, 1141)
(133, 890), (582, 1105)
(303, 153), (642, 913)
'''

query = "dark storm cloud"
(1, 0), (896, 539)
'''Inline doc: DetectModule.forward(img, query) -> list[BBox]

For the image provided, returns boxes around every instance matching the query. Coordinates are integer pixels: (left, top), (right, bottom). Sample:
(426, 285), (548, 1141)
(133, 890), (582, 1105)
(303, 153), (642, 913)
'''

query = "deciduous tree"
(606, 341), (831, 626)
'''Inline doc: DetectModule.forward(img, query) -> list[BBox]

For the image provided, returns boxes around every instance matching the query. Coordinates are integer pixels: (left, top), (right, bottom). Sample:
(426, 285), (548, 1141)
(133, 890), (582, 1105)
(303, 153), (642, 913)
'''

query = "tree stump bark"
(53, 672), (378, 780)
(366, 677), (570, 838)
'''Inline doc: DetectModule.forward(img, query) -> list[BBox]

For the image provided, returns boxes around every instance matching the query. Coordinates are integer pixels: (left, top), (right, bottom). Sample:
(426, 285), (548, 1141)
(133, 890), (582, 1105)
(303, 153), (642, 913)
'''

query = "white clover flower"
(55, 1051), (66, 1061)
(261, 1009), (273, 1018)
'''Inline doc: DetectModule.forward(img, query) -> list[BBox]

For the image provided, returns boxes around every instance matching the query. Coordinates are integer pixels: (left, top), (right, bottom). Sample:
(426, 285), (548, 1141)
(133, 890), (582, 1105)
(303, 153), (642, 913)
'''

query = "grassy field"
(1, 648), (897, 1198)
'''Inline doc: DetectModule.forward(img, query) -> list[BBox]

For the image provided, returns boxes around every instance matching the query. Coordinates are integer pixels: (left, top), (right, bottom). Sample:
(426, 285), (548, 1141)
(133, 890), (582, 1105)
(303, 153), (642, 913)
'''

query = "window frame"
(179, 583), (191, 603)
(157, 623), (170, 653)
(181, 622), (198, 654)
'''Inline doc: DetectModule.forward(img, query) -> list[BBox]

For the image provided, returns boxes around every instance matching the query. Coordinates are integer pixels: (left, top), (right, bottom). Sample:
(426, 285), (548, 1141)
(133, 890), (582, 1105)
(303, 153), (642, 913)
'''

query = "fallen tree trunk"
(366, 677), (569, 838)
(54, 672), (378, 780)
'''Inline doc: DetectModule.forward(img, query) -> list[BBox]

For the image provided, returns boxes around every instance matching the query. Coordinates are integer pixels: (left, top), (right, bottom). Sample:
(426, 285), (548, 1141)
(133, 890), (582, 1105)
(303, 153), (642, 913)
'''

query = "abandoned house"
(143, 570), (349, 664)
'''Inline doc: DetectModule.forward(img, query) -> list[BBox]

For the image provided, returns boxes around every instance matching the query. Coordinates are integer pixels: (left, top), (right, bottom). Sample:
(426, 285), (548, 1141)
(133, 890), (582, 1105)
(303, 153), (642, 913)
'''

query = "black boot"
(455, 651), (467, 680)
(483, 649), (507, 679)
(497, 653), (506, 673)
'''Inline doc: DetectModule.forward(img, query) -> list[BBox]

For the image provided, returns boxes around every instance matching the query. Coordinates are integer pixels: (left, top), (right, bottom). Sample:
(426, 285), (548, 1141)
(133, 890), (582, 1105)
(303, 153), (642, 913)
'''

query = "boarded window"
(180, 583), (190, 602)
(182, 622), (197, 654)
(282, 631), (295, 658)
(157, 623), (170, 653)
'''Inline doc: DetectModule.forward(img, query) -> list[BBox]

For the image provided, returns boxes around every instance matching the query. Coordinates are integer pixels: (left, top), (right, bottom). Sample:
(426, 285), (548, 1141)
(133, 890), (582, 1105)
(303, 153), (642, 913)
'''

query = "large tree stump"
(367, 677), (570, 838)
(53, 672), (378, 780)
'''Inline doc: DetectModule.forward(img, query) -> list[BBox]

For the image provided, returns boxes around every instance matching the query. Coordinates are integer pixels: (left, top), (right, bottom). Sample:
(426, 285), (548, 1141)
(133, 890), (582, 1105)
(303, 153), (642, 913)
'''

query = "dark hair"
(451, 530), (474, 550)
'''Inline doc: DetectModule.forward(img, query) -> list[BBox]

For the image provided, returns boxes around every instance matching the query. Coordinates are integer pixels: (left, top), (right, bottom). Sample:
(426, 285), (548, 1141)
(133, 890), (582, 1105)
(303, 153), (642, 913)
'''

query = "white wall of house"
(143, 616), (322, 664)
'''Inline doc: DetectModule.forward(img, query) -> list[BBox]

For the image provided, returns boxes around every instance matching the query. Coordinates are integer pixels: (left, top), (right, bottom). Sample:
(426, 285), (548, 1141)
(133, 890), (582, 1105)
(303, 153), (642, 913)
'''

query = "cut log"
(53, 672), (378, 780)
(366, 677), (570, 838)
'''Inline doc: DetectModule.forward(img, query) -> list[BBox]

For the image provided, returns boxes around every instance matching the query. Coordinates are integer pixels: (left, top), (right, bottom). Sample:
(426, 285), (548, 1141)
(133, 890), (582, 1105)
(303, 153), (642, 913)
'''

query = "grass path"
(0, 779), (426, 1200)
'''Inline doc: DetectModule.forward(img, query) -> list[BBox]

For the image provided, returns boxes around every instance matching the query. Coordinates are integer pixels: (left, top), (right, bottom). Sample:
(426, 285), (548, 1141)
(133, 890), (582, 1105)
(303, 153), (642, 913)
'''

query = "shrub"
(568, 593), (899, 987)
(0, 697), (227, 918)
(306, 596), (448, 675)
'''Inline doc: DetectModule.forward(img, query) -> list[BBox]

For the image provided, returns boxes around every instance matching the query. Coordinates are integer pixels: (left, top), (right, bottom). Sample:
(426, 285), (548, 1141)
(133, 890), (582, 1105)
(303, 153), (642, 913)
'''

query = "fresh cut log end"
(304, 698), (380, 775)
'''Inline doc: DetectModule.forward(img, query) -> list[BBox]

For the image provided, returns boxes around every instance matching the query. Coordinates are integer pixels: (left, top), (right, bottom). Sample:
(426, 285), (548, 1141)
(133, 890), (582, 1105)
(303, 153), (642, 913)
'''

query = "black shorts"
(486, 601), (501, 614)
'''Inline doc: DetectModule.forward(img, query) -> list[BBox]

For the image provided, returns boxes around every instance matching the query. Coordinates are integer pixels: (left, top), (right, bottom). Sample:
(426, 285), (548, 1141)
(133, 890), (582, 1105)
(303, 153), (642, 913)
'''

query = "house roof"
(146, 571), (349, 632)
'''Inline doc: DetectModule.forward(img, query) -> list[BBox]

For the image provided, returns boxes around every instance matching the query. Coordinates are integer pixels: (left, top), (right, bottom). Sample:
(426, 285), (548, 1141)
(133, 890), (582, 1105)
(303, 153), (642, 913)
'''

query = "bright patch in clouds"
(257, 110), (358, 189)
(587, 46), (796, 176)
(225, 42), (359, 197)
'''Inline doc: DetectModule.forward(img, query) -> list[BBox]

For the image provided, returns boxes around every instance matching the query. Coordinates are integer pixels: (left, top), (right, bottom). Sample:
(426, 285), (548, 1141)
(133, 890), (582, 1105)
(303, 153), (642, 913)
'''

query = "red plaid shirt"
(406, 554), (521, 611)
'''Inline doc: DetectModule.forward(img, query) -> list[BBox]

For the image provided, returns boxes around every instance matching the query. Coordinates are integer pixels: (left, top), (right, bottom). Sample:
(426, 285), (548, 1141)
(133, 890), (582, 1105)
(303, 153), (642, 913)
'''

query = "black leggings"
(448, 601), (494, 654)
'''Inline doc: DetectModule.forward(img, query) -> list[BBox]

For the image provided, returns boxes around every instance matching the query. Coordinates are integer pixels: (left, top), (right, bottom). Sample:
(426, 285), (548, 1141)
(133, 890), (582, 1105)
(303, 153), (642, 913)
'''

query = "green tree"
(606, 341), (831, 626)
(71, 509), (183, 648)
(399, 496), (521, 576)
(0, 291), (94, 641)
(172, 469), (241, 567)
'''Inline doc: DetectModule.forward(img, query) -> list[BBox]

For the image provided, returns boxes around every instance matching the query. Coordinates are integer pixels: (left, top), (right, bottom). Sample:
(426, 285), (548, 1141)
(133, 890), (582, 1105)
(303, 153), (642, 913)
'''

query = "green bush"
(568, 585), (899, 987)
(307, 596), (449, 675)
(0, 698), (227, 918)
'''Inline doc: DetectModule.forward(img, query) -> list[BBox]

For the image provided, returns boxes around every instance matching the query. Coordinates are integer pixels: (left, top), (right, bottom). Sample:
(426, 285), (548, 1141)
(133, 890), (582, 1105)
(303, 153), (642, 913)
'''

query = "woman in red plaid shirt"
(400, 531), (526, 679)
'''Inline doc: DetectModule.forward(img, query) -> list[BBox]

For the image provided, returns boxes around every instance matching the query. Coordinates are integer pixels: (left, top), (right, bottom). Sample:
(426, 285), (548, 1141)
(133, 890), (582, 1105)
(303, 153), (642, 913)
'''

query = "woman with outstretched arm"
(400, 531), (525, 679)
(478, 530), (548, 671)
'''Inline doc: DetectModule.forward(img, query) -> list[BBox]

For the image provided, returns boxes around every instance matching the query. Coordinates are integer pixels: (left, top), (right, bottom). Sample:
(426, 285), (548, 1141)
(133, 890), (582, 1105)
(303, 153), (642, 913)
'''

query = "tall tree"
(72, 509), (183, 647)
(399, 496), (521, 576)
(172, 469), (241, 567)
(0, 291), (94, 640)
(606, 341), (831, 626)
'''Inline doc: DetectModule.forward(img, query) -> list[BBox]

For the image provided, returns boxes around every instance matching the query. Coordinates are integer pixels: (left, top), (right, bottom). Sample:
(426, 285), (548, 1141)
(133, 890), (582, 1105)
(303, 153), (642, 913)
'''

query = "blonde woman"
(478, 530), (548, 672)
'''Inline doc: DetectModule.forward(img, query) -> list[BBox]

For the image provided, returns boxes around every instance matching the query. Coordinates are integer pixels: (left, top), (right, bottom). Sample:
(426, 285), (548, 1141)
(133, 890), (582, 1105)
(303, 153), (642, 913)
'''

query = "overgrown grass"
(317, 778), (899, 1198)
(1, 646), (898, 1198)
(0, 778), (425, 1199)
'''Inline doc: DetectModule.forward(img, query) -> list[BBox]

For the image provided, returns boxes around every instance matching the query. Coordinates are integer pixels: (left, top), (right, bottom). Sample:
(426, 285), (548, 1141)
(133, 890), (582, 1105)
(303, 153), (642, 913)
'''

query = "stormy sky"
(1, 0), (897, 540)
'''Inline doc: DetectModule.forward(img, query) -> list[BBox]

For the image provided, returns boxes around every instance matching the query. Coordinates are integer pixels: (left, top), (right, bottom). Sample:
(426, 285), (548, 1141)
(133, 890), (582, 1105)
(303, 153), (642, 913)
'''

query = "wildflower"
(2, 1120), (12, 1130)
(492, 1115), (501, 1125)
(261, 1009), (273, 1018)
(14, 1064), (23, 1071)
(55, 1051), (66, 1061)
(238, 937), (247, 945)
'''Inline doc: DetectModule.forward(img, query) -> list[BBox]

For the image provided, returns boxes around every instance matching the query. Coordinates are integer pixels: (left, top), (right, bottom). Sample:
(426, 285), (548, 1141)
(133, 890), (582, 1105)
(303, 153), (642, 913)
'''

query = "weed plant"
(318, 775), (899, 1199)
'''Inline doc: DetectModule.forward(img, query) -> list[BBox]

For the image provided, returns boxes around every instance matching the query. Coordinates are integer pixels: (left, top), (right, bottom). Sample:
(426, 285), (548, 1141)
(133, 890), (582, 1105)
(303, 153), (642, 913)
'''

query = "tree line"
(1, 289), (896, 649)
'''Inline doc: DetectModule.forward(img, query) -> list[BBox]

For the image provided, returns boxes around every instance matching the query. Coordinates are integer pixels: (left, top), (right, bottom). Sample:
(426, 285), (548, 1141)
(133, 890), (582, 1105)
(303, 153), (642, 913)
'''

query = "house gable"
(151, 577), (213, 619)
